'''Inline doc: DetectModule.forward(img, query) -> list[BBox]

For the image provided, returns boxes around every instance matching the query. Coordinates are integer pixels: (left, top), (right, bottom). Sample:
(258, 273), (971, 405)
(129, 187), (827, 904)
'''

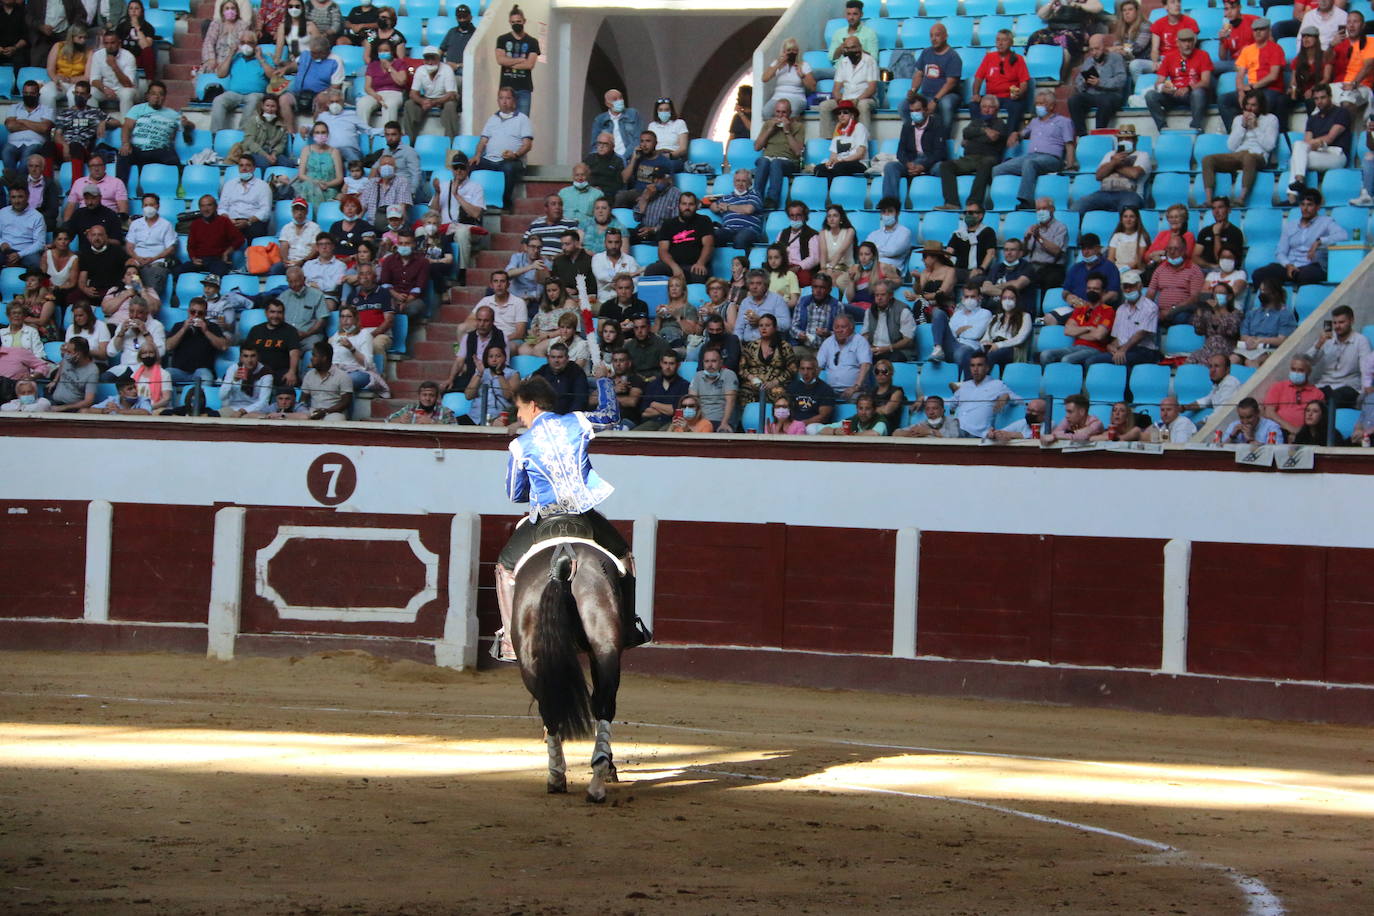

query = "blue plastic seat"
(1151, 172), (1191, 209)
(740, 402), (764, 432)
(1069, 174), (1100, 206)
(977, 15), (1014, 45)
(0, 69), (13, 99)
(441, 392), (471, 416)
(469, 169), (504, 208)
(1026, 44), (1064, 82)
(1153, 132), (1195, 172)
(1079, 210), (1118, 244)
(891, 362), (919, 399)
(414, 134), (452, 173)
(904, 175), (940, 210)
(944, 19), (975, 47)
(884, 78), (912, 110)
(1242, 208), (1283, 249)
(1034, 325), (1069, 358)
(1331, 205), (1367, 242)
(1164, 325), (1205, 356)
(1001, 209), (1036, 242)
(1128, 364), (1171, 404)
(849, 209), (880, 239)
(512, 355), (547, 377)
(1074, 134), (1113, 173)
(1040, 288), (1066, 318)
(0, 267), (24, 300)
(138, 163), (180, 200)
(1328, 246), (1369, 276)
(725, 138), (757, 170)
(828, 175), (869, 210)
(195, 73), (224, 101)
(673, 173), (708, 198)
(989, 174), (1021, 211)
(1043, 362), (1084, 400)
(803, 50), (831, 73)
(180, 164), (221, 201)
(822, 17), (848, 45)
(688, 138), (724, 169)
(238, 308), (267, 335)
(213, 130), (244, 159)
(1085, 363), (1127, 404)
(453, 134), (481, 158)
(1001, 363), (1042, 400)
(872, 18), (900, 48)
(921, 209), (959, 245)
(887, 0), (922, 20)
(804, 138), (831, 167)
(1321, 169), (1363, 204)
(1035, 174), (1070, 210)
(220, 276), (259, 296)
(964, 0), (998, 16)
(175, 272), (209, 305)
(144, 9), (175, 38)
(1336, 407), (1360, 439)
(788, 174), (828, 211)
(919, 362), (959, 398)
(1192, 132), (1229, 166)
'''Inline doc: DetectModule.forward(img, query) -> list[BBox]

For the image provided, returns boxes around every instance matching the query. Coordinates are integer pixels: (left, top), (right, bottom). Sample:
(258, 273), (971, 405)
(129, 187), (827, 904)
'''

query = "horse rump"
(529, 549), (593, 740)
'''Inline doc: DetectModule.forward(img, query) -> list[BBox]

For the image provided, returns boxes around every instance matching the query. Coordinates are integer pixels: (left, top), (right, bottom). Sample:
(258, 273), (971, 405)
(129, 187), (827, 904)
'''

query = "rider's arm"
(581, 377), (622, 430)
(505, 443), (532, 504)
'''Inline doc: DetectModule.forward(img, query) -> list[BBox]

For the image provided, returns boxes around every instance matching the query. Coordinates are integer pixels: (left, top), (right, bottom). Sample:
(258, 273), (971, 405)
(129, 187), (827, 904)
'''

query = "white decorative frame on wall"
(255, 526), (439, 623)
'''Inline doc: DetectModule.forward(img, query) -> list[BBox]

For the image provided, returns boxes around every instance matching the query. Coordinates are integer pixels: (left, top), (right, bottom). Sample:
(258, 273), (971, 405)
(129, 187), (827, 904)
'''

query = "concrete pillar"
(892, 527), (920, 659)
(633, 516), (657, 633)
(206, 507), (246, 661)
(1161, 538), (1191, 674)
(83, 500), (112, 622)
(436, 512), (481, 670)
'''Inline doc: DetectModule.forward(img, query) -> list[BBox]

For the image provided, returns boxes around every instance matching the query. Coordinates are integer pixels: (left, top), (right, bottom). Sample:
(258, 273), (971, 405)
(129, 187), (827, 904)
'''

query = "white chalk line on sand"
(2, 690), (1288, 915)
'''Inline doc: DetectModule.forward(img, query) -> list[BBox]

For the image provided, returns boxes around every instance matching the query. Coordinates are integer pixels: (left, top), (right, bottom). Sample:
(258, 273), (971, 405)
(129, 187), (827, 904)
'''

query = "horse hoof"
(585, 788), (606, 804)
(548, 779), (567, 794)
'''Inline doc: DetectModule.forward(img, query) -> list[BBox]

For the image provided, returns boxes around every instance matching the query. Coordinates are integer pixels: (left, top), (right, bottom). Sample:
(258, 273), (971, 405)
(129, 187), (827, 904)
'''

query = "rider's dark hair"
(514, 375), (556, 412)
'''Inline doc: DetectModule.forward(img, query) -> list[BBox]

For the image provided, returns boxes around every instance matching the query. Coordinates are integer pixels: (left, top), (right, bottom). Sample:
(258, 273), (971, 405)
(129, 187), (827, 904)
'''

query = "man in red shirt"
(971, 28), (1032, 130)
(379, 226), (432, 319)
(174, 195), (244, 278)
(1219, 17), (1288, 130)
(1262, 354), (1325, 434)
(1145, 29), (1214, 131)
(1146, 0), (1201, 74)
(1038, 275), (1115, 366)
(1216, 0), (1258, 77)
(1146, 238), (1206, 326)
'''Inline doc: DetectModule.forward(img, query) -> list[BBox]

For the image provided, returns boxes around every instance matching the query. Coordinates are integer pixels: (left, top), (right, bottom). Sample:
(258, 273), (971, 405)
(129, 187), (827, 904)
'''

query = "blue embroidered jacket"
(505, 377), (621, 517)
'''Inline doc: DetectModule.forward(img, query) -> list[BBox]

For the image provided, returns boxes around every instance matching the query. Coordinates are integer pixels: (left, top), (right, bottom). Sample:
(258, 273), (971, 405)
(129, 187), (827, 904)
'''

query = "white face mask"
(262, 111), (277, 121)
(426, 64), (439, 75)
(239, 44), (254, 57)
(328, 102), (343, 115)
(1001, 298), (1016, 312)
(143, 206), (158, 220)
(1218, 258), (1235, 273)
(962, 297), (979, 311)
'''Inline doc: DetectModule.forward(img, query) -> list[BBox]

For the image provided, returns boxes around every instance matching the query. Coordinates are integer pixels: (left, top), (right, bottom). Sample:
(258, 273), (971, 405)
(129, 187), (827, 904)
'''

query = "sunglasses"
(874, 368), (892, 375)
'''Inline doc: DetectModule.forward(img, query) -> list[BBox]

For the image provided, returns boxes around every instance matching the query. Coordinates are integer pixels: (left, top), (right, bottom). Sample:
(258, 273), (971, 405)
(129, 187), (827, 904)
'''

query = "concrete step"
(395, 359), (453, 380)
(513, 196), (547, 215)
(413, 340), (459, 361)
(165, 64), (195, 81)
(475, 251), (510, 268)
(492, 232), (526, 249)
(498, 215), (537, 234)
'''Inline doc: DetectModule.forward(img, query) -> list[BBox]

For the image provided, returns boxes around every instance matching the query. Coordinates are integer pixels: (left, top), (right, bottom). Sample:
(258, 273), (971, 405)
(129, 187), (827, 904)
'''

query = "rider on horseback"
(493, 374), (651, 662)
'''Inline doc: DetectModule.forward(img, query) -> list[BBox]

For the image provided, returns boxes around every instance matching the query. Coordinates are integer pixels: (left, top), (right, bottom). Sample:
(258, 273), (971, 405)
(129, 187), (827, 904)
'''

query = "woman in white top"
(648, 96), (690, 167)
(981, 290), (1033, 368)
(812, 101), (868, 180)
(1106, 205), (1149, 272)
(553, 313), (592, 374)
(66, 302), (112, 363)
(3, 302), (46, 361)
(819, 204), (857, 301)
(44, 228), (80, 303)
(329, 305), (376, 389)
(520, 278), (578, 356)
(1202, 245), (1248, 300)
(762, 38), (816, 115)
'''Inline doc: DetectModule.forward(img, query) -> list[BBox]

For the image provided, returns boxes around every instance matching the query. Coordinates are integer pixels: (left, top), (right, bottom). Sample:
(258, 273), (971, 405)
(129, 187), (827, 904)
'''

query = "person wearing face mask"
(1188, 281), (1243, 364)
(357, 36), (408, 127)
(1145, 237), (1206, 327)
(1261, 355), (1326, 436)
(437, 3), (476, 79)
(123, 192), (177, 293)
(105, 298), (167, 373)
(1073, 123), (1152, 214)
(1092, 270), (1161, 367)
(558, 161), (606, 227)
(991, 89), (1077, 211)
(220, 154), (272, 240)
(310, 90), (363, 166)
(402, 46), (459, 143)
(357, 150), (409, 224)
(39, 27), (89, 111)
(1233, 281), (1297, 366)
(928, 284), (992, 374)
(203, 0), (254, 76)
(818, 36), (878, 137)
(237, 96), (295, 170)
(981, 290), (1033, 368)
(938, 94), (1010, 210)
(979, 240), (1037, 316)
(646, 97), (690, 168)
(279, 38), (344, 134)
(495, 5), (539, 115)
(989, 396), (1049, 442)
(1020, 195), (1069, 292)
(293, 122), (344, 208)
(209, 38), (270, 133)
(894, 395), (963, 439)
(47, 337), (99, 412)
(880, 94), (947, 204)
(380, 227), (432, 319)
(1, 80), (54, 174)
(861, 196), (911, 270)
(51, 81), (107, 181)
(342, 0), (380, 45)
(1051, 235), (1120, 325)
(1195, 199), (1248, 277)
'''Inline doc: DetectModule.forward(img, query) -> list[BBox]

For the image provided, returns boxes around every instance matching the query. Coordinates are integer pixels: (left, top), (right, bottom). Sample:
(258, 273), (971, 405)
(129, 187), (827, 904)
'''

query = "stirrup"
(625, 617), (653, 650)
(489, 628), (517, 663)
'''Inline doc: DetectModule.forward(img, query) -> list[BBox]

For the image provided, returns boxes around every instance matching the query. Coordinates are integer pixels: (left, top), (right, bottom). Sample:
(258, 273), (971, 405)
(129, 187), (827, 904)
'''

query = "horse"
(511, 540), (625, 803)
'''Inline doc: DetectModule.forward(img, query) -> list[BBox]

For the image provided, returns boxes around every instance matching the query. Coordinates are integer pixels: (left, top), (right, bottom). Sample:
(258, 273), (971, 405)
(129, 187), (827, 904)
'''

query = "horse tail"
(531, 547), (593, 740)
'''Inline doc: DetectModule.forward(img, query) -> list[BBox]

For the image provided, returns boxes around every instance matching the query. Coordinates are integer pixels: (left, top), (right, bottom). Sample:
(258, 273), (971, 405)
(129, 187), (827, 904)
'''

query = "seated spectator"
(12, 269), (57, 343)
(531, 341), (590, 414)
(1183, 352), (1242, 412)
(971, 30), (1032, 130)
(694, 310), (742, 373)
(20, 154), (62, 230)
(1068, 33), (1128, 136)
(813, 100), (870, 181)
(238, 96), (295, 170)
(129, 339), (174, 412)
(931, 282), (993, 374)
(949, 351), (1013, 437)
(47, 337), (99, 412)
(373, 118), (427, 193)
(1022, 196), (1069, 292)
(1286, 84), (1350, 202)
(1190, 283), (1242, 364)
(558, 162), (604, 228)
(218, 343), (276, 418)
(166, 298), (230, 385)
(734, 269), (792, 344)
(1293, 399), (1346, 446)
(402, 46), (459, 143)
(472, 86), (533, 212)
(89, 32), (140, 116)
(761, 38), (815, 120)
(980, 239), (1038, 315)
(1074, 125), (1151, 213)
(894, 395), (963, 438)
(628, 167), (679, 245)
(1292, 0), (1345, 46)
(1233, 284), (1298, 365)
(863, 281), (917, 363)
(595, 347), (645, 426)
(104, 298), (166, 373)
(623, 315), (672, 377)
(0, 186), (46, 271)
(83, 376), (150, 414)
(643, 192), (715, 280)
(1089, 401), (1144, 441)
(522, 278), (576, 356)
(848, 242), (900, 307)
(824, 0), (878, 78)
(818, 205), (857, 300)
(864, 197), (912, 272)
(300, 341), (353, 421)
(785, 356), (836, 428)
(634, 352), (689, 431)
(222, 155), (273, 241)
(208, 40), (271, 134)
(101, 267), (159, 328)
(40, 229), (79, 307)
(203, 1), (254, 78)
(1329, 10), (1374, 115)
(1096, 270), (1161, 366)
(77, 226), (128, 304)
(550, 229), (596, 305)
(584, 133), (626, 203)
(1143, 0), (1201, 75)
(989, 396), (1049, 441)
(591, 231), (639, 301)
(1353, 109), (1374, 206)
(981, 288), (1033, 368)
(599, 274), (649, 327)
(1289, 27), (1326, 115)
(1253, 190), (1347, 289)
(1305, 304), (1372, 409)
(244, 299), (303, 387)
(125, 193), (178, 293)
(589, 89), (642, 160)
(708, 169), (764, 253)
(386, 380), (460, 425)
(815, 314), (871, 402)
(653, 276), (700, 352)
(117, 1), (161, 77)
(304, 234), (347, 304)
(349, 262), (399, 354)
(1222, 396), (1285, 444)
(117, 82), (191, 188)
(1058, 234), (1120, 313)
(1195, 199), (1246, 276)
(881, 95), (946, 205)
(582, 199), (624, 256)
(1, 301), (44, 362)
(1110, 0), (1153, 77)
(615, 131), (675, 210)
(817, 38), (878, 138)
(313, 90), (365, 165)
(817, 391), (887, 436)
(1044, 393), (1104, 442)
(906, 23), (964, 127)
(39, 29), (88, 111)
(53, 83), (109, 181)
(939, 94), (1010, 210)
(737, 312), (792, 404)
(1218, 18), (1286, 132)
(1107, 206), (1150, 273)
(947, 202), (999, 283)
(764, 393), (808, 435)
(252, 388), (311, 420)
(1145, 27), (1212, 132)
(1143, 203), (1195, 273)
(526, 193), (580, 260)
(176, 196), (245, 278)
(1146, 238), (1205, 326)
(278, 198), (322, 271)
(329, 305), (379, 391)
(295, 124), (345, 208)
(1262, 354), (1325, 437)
(647, 96), (690, 169)
(379, 228), (430, 320)
(665, 393), (713, 433)
(688, 346), (739, 431)
(763, 245), (801, 310)
(66, 300), (112, 365)
(775, 200), (821, 287)
(994, 90), (1076, 212)
(907, 241), (957, 312)
(1148, 395), (1198, 441)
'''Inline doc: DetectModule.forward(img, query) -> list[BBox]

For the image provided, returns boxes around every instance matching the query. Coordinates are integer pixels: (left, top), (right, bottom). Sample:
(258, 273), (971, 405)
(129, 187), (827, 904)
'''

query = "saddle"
(510, 514), (628, 579)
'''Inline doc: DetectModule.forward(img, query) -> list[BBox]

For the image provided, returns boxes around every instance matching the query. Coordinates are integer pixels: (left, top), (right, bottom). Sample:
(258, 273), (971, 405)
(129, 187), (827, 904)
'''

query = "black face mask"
(22, 94), (38, 107)
(510, 23), (524, 34)
(140, 355), (158, 366)
(846, 52), (862, 63)
(1084, 290), (1102, 304)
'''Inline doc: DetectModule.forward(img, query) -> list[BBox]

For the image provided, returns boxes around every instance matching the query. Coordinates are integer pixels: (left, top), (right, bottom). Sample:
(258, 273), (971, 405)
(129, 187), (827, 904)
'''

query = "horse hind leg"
(586, 719), (613, 804)
(545, 729), (567, 794)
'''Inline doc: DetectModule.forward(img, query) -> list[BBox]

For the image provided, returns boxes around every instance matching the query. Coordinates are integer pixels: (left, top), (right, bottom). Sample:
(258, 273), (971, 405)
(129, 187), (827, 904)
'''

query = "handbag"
(245, 242), (282, 275)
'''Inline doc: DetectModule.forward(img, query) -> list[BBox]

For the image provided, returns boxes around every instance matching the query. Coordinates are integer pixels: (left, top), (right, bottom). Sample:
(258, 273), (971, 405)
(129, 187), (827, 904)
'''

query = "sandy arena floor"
(0, 651), (1371, 915)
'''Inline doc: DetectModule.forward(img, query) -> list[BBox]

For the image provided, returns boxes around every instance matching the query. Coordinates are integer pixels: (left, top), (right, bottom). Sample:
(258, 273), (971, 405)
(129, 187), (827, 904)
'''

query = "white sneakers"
(1351, 191), (1374, 207)
(929, 344), (945, 362)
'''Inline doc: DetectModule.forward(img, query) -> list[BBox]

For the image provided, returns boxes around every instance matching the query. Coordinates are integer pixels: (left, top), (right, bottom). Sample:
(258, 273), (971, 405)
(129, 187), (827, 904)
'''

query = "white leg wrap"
(546, 729), (566, 780)
(592, 719), (613, 768)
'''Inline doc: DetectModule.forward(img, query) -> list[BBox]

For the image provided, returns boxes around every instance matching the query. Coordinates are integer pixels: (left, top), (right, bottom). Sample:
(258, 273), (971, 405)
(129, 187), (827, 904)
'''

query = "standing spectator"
(761, 38), (815, 118)
(1074, 125), (1150, 213)
(1219, 18), (1287, 131)
(495, 5), (538, 116)
(116, 82), (190, 188)
(1202, 91), (1278, 208)
(971, 30), (1031, 130)
(818, 36), (878, 137)
(3, 82), (54, 173)
(909, 23), (964, 127)
(643, 192), (715, 280)
(1182, 352), (1242, 412)
(752, 99), (805, 210)
(1216, 0), (1258, 77)
(403, 46), (459, 143)
(88, 31), (139, 116)
(244, 299), (303, 387)
(1286, 84), (1350, 201)
(1253, 190), (1346, 288)
(208, 40), (270, 133)
(993, 90), (1075, 211)
(1145, 28), (1213, 132)
(818, 205), (857, 301)
(1146, 238), (1205, 327)
(930, 284), (993, 373)
(880, 94), (946, 205)
(588, 89), (642, 159)
(708, 169), (764, 253)
(949, 352), (1013, 438)
(785, 356), (836, 428)
(1234, 285), (1298, 365)
(1222, 397), (1285, 444)
(1068, 33), (1128, 136)
(1306, 304), (1371, 410)
(1262, 354), (1325, 436)
(472, 86), (533, 212)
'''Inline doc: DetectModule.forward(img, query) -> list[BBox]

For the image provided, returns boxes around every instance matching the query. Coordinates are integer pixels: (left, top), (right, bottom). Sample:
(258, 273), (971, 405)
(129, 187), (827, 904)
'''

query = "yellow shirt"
(55, 49), (88, 80)
(768, 270), (800, 302)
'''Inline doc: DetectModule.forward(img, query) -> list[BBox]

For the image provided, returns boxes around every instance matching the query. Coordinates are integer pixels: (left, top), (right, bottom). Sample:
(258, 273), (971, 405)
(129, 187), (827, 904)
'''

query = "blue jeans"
(991, 152), (1062, 206)
(1073, 189), (1145, 214)
(881, 160), (917, 204)
(1146, 88), (1209, 131)
(252, 152), (297, 169)
(512, 89), (532, 116)
(1084, 345), (1160, 367)
(929, 309), (980, 376)
(1361, 152), (1374, 197)
(347, 369), (370, 389)
(2, 142), (42, 172)
(1039, 345), (1100, 365)
(754, 155), (797, 205)
(168, 367), (217, 384)
(714, 224), (762, 252)
(920, 91), (960, 130)
(472, 156), (525, 210)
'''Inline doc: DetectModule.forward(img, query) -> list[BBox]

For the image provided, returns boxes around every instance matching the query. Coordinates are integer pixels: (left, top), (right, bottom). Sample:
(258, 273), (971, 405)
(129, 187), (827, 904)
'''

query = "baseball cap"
(455, 3), (472, 14)
(649, 166), (670, 179)
(1120, 270), (1142, 286)
(1175, 27), (1196, 40)
(291, 197), (308, 208)
(422, 45), (440, 57)
(200, 275), (221, 287)
(82, 186), (100, 196)
(1252, 16), (1270, 29)
(386, 203), (406, 218)
(1299, 25), (1319, 36)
